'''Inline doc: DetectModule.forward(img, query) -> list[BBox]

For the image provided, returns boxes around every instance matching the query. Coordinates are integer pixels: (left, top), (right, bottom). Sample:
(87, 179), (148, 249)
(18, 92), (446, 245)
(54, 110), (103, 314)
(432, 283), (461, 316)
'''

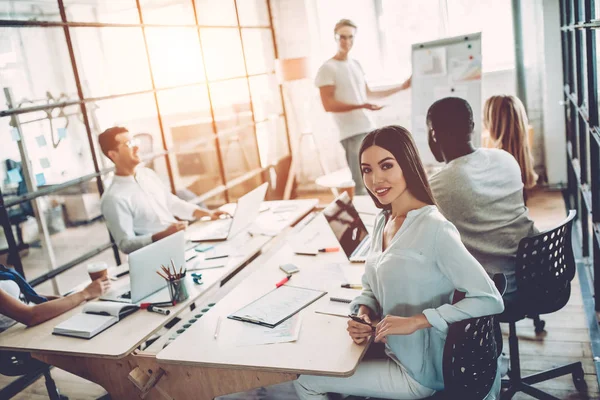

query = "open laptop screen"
(323, 192), (369, 258)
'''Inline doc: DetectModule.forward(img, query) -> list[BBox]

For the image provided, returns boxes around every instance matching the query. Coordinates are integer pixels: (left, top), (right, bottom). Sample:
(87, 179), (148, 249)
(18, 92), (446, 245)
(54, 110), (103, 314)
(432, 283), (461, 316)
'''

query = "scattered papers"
(236, 314), (302, 347)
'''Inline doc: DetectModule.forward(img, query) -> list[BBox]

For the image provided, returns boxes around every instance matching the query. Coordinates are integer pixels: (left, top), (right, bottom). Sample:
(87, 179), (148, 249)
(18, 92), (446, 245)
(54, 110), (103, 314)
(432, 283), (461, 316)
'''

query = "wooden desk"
(0, 199), (317, 399)
(132, 206), (378, 399)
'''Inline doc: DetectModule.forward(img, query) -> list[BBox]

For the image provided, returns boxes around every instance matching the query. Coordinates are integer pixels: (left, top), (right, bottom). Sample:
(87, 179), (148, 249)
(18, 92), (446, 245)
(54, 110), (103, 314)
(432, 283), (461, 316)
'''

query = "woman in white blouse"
(294, 126), (504, 399)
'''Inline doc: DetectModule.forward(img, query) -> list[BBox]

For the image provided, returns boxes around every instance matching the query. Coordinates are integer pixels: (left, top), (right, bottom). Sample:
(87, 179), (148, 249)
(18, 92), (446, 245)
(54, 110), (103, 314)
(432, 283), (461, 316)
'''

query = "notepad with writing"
(228, 285), (326, 328)
(53, 301), (138, 339)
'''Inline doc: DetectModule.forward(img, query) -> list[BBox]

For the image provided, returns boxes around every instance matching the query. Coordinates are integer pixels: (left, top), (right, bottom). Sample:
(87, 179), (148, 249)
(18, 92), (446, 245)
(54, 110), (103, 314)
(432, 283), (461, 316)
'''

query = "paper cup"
(87, 262), (108, 281)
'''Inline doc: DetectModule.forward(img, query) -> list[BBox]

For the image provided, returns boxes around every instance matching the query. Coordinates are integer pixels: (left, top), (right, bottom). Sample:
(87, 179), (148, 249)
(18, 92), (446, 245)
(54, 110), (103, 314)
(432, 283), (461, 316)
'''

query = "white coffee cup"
(87, 262), (108, 281)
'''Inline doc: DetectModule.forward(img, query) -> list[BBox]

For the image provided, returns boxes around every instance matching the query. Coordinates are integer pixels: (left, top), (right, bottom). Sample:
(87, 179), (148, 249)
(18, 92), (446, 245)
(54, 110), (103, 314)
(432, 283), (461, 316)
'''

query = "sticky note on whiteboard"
(10, 128), (20, 141)
(7, 168), (22, 184)
(35, 135), (47, 147)
(35, 173), (46, 186)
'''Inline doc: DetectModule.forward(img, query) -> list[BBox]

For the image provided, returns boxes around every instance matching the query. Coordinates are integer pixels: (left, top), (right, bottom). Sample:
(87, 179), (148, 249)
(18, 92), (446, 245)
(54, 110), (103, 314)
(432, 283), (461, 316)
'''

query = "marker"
(319, 247), (340, 253)
(341, 284), (362, 289)
(140, 301), (174, 309)
(276, 274), (292, 288)
(147, 305), (170, 315)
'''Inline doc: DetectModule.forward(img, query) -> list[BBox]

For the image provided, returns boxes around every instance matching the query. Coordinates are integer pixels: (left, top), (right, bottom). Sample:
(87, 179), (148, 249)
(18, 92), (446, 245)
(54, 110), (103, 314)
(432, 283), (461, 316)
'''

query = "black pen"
(348, 314), (375, 332)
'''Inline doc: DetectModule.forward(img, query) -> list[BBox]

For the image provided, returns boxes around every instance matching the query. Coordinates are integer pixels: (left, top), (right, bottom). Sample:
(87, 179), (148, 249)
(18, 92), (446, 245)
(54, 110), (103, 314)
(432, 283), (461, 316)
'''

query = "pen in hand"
(348, 314), (376, 332)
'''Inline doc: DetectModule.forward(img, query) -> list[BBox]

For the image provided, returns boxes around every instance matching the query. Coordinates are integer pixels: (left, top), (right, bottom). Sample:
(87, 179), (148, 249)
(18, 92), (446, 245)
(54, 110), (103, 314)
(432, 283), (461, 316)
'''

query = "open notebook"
(53, 301), (138, 339)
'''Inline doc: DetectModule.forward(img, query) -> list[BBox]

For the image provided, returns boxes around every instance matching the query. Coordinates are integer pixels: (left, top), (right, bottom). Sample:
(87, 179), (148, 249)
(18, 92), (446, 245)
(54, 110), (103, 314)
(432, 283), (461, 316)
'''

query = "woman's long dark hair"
(359, 125), (436, 210)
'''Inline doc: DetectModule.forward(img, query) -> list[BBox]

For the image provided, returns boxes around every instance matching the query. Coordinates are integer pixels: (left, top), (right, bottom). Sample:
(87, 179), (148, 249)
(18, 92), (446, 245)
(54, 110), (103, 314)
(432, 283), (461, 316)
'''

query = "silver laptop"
(323, 192), (371, 263)
(188, 182), (269, 242)
(101, 230), (186, 304)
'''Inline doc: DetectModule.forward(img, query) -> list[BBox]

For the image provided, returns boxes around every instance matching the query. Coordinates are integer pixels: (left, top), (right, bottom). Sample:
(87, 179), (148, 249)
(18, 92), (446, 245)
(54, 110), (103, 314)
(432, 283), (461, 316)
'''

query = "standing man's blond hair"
(334, 19), (357, 34)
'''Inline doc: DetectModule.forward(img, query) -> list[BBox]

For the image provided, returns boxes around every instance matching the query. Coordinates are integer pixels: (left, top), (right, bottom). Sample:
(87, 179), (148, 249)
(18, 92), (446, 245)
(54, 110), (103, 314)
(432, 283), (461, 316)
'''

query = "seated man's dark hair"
(98, 126), (129, 159)
(426, 97), (474, 140)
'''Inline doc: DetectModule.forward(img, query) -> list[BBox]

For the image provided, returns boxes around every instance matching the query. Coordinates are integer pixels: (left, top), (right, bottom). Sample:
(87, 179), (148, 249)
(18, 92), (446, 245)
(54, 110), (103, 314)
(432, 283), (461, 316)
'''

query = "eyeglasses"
(335, 34), (354, 41)
(120, 138), (140, 149)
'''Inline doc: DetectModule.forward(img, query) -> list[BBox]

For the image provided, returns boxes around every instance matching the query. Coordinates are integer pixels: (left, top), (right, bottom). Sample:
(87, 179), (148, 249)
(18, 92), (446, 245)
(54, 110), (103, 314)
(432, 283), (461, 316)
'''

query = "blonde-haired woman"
(483, 95), (538, 190)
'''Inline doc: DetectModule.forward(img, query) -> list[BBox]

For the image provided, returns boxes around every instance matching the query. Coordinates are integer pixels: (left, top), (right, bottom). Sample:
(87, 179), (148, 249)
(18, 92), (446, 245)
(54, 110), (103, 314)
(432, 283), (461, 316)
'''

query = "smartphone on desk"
(279, 263), (300, 274)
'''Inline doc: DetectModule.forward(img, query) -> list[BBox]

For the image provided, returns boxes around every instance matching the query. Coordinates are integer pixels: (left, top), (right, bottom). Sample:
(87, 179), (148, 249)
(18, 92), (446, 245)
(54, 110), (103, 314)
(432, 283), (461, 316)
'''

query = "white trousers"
(293, 357), (436, 400)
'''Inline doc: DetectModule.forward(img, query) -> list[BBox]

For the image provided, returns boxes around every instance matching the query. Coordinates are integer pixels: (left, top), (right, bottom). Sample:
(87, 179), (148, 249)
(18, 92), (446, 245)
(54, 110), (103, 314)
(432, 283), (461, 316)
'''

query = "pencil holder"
(168, 277), (189, 302)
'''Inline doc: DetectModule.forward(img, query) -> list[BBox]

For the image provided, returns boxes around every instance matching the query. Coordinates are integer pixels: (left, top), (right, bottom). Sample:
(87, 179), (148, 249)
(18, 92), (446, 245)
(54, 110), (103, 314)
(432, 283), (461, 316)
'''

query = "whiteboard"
(411, 33), (482, 166)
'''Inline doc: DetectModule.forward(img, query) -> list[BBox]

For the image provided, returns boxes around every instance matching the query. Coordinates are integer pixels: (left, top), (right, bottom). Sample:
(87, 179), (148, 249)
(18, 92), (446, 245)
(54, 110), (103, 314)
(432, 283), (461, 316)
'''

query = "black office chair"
(0, 351), (66, 399)
(498, 210), (585, 399)
(351, 283), (505, 400)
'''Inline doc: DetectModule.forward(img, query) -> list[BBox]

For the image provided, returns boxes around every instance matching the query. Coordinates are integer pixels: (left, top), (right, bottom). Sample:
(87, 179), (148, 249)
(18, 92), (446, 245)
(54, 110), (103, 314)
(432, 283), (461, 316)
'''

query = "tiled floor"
(1, 188), (598, 399)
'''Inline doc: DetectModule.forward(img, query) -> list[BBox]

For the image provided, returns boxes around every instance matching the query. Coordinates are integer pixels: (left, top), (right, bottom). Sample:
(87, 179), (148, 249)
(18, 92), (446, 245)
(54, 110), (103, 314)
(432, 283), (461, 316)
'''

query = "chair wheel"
(533, 318), (545, 334)
(573, 367), (587, 391)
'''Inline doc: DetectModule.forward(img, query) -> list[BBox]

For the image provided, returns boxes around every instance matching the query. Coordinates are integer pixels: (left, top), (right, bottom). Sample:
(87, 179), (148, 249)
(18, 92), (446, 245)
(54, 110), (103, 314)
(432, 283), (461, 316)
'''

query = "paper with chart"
(235, 314), (302, 346)
(414, 47), (447, 77)
(228, 285), (326, 328)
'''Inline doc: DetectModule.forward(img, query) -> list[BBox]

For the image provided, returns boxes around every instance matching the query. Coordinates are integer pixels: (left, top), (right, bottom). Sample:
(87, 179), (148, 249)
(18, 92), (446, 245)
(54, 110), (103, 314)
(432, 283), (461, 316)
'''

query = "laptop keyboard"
(197, 220), (231, 238)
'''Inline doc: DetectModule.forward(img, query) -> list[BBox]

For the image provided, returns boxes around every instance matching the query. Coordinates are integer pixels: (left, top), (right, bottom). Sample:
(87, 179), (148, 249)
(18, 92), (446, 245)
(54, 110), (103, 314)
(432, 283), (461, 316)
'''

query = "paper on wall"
(414, 47), (447, 77)
(448, 55), (482, 83)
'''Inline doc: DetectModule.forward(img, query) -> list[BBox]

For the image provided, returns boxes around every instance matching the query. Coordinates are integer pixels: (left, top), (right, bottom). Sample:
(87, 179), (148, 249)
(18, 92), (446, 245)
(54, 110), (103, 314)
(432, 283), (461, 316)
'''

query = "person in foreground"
(0, 264), (110, 331)
(293, 126), (504, 399)
(99, 126), (228, 254)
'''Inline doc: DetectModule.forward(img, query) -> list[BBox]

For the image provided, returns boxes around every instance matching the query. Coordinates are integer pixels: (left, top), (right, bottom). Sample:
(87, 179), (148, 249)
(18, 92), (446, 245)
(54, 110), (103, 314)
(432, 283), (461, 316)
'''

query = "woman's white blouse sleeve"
(422, 220), (505, 334)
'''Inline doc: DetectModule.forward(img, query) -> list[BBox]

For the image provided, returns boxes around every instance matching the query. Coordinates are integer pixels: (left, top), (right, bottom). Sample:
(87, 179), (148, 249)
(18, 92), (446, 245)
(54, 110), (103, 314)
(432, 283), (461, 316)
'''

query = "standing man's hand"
(362, 103), (384, 111)
(401, 75), (412, 90)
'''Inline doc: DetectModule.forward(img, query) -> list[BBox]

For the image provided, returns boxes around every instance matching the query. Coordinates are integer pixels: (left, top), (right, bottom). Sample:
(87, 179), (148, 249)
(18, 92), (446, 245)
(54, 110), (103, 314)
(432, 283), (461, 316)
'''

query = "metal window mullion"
(56, 0), (122, 269)
(135, 0), (176, 194)
(0, 71), (275, 119)
(190, 1), (230, 203)
(0, 19), (271, 29)
(266, 0), (292, 158)
(233, 0), (263, 182)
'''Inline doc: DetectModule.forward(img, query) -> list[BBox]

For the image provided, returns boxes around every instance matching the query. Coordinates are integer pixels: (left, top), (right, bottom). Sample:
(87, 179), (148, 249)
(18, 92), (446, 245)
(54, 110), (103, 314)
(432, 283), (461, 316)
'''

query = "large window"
(0, 0), (288, 292)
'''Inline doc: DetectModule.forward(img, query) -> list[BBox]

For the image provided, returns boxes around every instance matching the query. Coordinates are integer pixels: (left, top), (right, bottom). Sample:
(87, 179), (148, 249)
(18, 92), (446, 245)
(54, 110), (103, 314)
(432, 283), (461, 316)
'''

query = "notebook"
(314, 289), (360, 317)
(228, 285), (326, 328)
(53, 301), (138, 339)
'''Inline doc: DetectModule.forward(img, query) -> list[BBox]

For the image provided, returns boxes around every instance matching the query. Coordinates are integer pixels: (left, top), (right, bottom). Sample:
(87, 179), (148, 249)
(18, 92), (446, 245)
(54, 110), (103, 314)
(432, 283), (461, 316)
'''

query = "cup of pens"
(156, 259), (189, 303)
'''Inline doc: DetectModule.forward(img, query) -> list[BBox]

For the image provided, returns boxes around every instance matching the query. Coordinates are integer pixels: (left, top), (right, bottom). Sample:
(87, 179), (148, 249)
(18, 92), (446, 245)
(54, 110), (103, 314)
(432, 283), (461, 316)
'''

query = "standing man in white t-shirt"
(315, 19), (411, 194)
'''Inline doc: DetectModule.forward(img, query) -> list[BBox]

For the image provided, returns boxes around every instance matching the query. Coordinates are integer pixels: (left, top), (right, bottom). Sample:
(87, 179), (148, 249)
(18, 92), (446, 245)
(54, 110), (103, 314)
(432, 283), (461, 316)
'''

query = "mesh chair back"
(515, 210), (576, 315)
(442, 314), (498, 399)
(438, 290), (499, 399)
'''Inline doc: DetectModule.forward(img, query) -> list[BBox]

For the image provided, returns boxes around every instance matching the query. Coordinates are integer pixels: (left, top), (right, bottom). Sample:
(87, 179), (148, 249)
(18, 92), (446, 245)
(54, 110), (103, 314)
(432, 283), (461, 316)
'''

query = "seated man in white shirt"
(99, 127), (227, 254)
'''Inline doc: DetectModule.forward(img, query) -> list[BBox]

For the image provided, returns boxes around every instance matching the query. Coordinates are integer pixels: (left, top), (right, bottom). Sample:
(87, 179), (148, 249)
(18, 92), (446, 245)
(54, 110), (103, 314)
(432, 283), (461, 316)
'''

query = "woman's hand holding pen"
(347, 313), (373, 345)
(374, 314), (431, 344)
